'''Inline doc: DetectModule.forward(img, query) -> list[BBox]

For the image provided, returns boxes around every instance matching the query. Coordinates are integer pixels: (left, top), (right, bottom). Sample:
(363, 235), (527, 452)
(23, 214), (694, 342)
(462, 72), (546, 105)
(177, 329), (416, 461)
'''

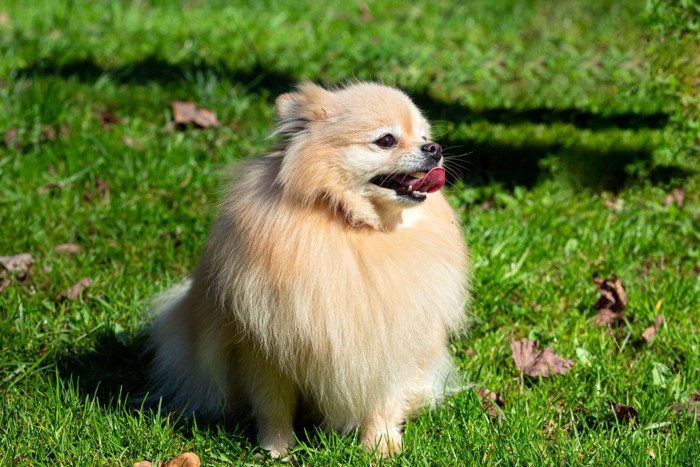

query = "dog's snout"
(421, 143), (442, 162)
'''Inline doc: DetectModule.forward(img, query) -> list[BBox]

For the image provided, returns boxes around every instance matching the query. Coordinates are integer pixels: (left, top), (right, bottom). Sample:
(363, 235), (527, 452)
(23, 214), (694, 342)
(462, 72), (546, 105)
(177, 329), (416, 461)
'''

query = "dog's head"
(273, 82), (445, 229)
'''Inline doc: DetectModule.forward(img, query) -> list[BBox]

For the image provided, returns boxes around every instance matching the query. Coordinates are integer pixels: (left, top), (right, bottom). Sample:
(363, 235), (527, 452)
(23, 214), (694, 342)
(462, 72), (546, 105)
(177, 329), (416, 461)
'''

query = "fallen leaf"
(641, 314), (664, 343)
(133, 462), (153, 467)
(165, 452), (200, 467)
(99, 109), (122, 128)
(0, 253), (34, 276)
(592, 276), (629, 326)
(60, 277), (93, 300)
(594, 277), (627, 312)
(648, 448), (655, 459)
(511, 339), (574, 378)
(53, 243), (82, 256)
(664, 188), (685, 208)
(36, 181), (64, 195)
(4, 128), (20, 149)
(672, 395), (700, 422)
(654, 298), (664, 313)
(41, 125), (58, 141)
(603, 197), (623, 212)
(357, 1), (372, 21)
(122, 135), (139, 148)
(83, 178), (110, 202)
(612, 403), (637, 424)
(592, 308), (626, 326)
(480, 199), (496, 211)
(0, 11), (9, 26)
(475, 387), (505, 419)
(171, 101), (220, 129)
(0, 279), (10, 293)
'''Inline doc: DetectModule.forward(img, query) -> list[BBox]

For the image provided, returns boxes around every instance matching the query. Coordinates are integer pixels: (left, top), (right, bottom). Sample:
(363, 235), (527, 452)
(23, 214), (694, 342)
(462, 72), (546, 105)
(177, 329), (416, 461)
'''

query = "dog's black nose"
(421, 143), (442, 162)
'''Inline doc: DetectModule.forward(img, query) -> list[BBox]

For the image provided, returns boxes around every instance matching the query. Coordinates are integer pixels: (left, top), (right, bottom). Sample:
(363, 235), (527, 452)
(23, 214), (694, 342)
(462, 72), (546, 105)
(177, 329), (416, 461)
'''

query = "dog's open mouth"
(370, 167), (446, 201)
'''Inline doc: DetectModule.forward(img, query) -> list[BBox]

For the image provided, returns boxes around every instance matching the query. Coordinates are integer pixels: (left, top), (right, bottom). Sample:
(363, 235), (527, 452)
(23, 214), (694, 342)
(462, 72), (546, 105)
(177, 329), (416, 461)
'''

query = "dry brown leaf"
(0, 253), (34, 276)
(357, 1), (372, 21)
(133, 451), (200, 466)
(612, 403), (637, 424)
(122, 135), (139, 148)
(171, 101), (220, 129)
(594, 277), (627, 312)
(672, 395), (700, 422)
(83, 178), (110, 202)
(663, 188), (685, 208)
(0, 11), (9, 26)
(475, 387), (505, 419)
(42, 125), (58, 141)
(0, 279), (11, 294)
(480, 199), (496, 211)
(60, 277), (93, 300)
(165, 452), (200, 467)
(603, 197), (623, 212)
(99, 109), (122, 128)
(172, 101), (197, 123)
(592, 308), (626, 326)
(511, 339), (574, 378)
(53, 243), (82, 256)
(95, 178), (110, 195)
(641, 314), (664, 343)
(3, 128), (20, 149)
(592, 276), (629, 326)
(191, 108), (218, 128)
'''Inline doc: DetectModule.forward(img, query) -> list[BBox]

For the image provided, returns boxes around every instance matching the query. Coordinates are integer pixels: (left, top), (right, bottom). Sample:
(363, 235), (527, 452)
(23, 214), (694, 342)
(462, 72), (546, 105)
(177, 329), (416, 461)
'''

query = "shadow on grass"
(54, 328), (259, 449)
(18, 56), (296, 97)
(440, 137), (655, 190)
(18, 57), (691, 192)
(412, 93), (670, 131)
(54, 327), (323, 446)
(55, 329), (150, 406)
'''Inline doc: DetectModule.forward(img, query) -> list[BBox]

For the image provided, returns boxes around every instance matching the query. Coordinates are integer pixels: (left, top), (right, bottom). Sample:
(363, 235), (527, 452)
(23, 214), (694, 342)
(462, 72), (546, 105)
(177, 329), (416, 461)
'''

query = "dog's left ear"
(274, 82), (333, 138)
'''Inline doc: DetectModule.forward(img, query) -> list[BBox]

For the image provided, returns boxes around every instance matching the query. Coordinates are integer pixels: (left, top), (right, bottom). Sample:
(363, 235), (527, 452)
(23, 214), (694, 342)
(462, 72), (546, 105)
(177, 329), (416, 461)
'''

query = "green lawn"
(1, 0), (699, 465)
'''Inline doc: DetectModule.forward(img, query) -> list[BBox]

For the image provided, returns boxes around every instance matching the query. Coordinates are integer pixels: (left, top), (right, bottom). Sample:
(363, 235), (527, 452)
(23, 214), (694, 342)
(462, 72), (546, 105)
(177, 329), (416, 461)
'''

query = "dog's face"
(274, 82), (445, 227)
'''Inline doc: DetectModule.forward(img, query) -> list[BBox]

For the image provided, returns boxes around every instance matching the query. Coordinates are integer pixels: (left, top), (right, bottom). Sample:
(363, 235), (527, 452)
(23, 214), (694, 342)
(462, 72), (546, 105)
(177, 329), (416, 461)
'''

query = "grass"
(1, 0), (699, 465)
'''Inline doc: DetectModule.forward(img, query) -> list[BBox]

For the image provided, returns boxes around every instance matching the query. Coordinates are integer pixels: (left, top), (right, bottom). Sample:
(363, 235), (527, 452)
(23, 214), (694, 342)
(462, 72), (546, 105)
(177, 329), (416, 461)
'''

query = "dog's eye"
(374, 134), (397, 149)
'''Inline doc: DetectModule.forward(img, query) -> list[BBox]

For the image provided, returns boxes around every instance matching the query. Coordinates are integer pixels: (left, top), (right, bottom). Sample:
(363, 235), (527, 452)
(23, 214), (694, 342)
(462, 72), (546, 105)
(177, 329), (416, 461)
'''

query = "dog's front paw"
(254, 449), (292, 463)
(256, 428), (295, 463)
(361, 428), (403, 457)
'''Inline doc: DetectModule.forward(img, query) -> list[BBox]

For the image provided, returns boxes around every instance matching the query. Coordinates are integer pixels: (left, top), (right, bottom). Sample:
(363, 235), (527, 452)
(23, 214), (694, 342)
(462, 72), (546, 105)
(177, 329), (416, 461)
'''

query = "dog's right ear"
(274, 83), (333, 138)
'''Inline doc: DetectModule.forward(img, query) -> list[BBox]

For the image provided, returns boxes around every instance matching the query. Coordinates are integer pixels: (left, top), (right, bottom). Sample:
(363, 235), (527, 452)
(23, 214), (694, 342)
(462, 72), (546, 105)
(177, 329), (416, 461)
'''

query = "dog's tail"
(129, 279), (192, 413)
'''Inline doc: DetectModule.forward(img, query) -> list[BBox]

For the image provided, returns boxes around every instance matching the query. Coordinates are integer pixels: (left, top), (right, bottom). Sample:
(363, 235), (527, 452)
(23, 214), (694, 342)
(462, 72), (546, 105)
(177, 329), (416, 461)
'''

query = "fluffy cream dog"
(147, 82), (469, 457)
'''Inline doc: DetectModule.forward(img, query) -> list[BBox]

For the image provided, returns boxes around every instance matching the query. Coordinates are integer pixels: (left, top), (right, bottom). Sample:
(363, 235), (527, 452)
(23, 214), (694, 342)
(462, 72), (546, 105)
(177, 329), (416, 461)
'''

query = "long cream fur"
(147, 82), (470, 457)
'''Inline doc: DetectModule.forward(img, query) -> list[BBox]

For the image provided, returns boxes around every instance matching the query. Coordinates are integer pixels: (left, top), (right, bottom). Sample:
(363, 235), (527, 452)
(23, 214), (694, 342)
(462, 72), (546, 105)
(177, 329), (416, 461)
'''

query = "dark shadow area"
(647, 164), (693, 186)
(54, 327), (325, 448)
(55, 327), (260, 443)
(20, 58), (670, 131)
(55, 329), (150, 406)
(17, 56), (296, 97)
(438, 136), (688, 192)
(412, 92), (670, 131)
(18, 57), (692, 192)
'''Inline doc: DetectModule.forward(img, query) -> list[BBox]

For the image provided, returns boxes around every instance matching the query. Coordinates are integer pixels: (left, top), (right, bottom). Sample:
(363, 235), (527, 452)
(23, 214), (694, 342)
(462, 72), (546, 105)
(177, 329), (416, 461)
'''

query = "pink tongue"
(394, 167), (446, 193)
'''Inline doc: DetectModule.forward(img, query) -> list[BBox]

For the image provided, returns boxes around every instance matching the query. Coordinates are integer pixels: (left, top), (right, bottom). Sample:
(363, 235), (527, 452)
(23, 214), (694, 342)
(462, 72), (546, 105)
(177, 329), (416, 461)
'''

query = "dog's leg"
(360, 408), (405, 457)
(246, 366), (297, 459)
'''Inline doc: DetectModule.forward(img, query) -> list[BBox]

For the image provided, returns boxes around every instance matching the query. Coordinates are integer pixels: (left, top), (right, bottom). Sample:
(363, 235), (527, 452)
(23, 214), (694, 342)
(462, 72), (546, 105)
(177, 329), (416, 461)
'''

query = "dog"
(146, 82), (470, 457)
